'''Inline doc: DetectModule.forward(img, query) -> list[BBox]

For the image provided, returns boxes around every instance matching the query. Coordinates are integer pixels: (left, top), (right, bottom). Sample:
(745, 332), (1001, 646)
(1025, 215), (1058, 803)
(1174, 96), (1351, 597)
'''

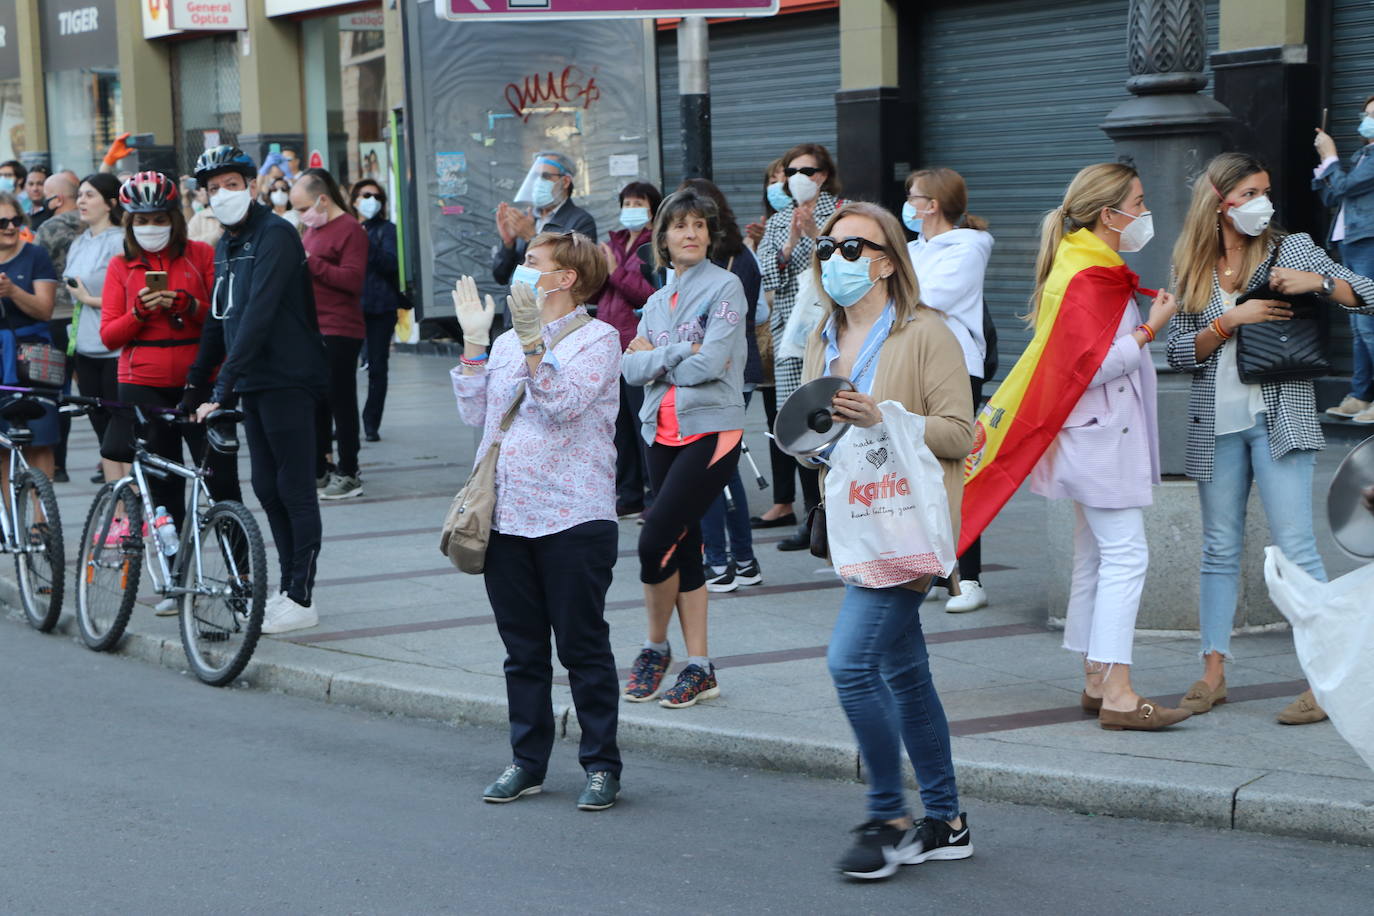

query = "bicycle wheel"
(13, 468), (65, 632)
(179, 500), (266, 687)
(75, 483), (144, 652)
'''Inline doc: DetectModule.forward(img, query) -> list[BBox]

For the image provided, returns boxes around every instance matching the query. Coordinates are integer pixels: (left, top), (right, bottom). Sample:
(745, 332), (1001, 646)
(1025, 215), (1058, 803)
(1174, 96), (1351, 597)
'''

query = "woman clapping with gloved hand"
(449, 232), (627, 813)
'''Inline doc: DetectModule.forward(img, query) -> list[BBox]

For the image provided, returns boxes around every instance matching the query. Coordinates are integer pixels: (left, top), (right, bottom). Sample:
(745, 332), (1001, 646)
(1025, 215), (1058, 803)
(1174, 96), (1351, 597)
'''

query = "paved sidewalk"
(7, 354), (1372, 846)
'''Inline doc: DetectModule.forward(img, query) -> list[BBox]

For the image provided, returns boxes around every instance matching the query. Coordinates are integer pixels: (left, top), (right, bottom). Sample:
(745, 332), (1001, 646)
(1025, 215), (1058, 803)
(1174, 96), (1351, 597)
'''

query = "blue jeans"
(1198, 420), (1326, 657)
(1341, 239), (1374, 401)
(827, 584), (959, 822)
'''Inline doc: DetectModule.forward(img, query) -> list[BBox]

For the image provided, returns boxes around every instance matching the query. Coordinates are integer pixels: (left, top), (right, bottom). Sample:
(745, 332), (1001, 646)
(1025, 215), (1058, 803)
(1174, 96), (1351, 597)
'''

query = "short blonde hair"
(528, 230), (608, 305)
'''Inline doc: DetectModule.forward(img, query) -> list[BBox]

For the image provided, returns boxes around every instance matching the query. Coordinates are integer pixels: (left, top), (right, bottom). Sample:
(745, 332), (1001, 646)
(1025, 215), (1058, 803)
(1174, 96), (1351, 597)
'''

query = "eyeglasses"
(906, 194), (932, 205)
(357, 192), (381, 200)
(784, 166), (821, 178)
(815, 236), (887, 262)
(0, 217), (22, 229)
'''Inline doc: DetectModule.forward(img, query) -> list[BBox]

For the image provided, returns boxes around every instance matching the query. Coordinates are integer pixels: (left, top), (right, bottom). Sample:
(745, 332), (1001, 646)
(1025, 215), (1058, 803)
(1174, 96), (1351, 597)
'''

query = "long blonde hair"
(811, 202), (925, 332)
(1171, 152), (1276, 314)
(1027, 162), (1139, 327)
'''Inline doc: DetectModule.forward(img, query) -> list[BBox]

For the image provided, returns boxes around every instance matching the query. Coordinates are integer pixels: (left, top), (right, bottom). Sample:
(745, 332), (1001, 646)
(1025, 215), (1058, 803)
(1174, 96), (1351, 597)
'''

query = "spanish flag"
(959, 229), (1150, 554)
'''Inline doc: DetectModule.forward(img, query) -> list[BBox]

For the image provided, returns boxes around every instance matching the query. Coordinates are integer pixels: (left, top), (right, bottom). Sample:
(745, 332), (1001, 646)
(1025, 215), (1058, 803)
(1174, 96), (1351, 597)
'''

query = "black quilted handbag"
(1234, 242), (1332, 385)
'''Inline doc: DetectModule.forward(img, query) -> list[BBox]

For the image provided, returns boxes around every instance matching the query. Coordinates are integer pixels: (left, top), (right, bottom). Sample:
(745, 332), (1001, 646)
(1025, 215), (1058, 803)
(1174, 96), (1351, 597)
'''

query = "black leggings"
(316, 334), (363, 478)
(760, 386), (795, 506)
(640, 434), (741, 592)
(74, 354), (118, 448)
(959, 375), (985, 582)
(244, 388), (321, 606)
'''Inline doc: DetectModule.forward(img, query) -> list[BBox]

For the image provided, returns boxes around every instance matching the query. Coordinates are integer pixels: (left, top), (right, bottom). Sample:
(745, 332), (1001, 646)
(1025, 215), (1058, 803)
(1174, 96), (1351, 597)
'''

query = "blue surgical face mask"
(531, 177), (560, 210)
(1360, 116), (1374, 141)
(511, 264), (566, 295)
(820, 256), (884, 308)
(901, 202), (924, 235)
(620, 206), (650, 230)
(0, 176), (13, 193)
(766, 181), (791, 212)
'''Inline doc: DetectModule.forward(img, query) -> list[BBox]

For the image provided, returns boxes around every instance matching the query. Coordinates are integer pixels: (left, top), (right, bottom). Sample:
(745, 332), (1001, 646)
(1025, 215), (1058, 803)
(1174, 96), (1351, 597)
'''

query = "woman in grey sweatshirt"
(621, 188), (747, 709)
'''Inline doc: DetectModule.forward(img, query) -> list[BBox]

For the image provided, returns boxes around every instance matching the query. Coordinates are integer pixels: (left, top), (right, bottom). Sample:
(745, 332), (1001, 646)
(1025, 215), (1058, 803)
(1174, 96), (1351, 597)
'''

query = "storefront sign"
(0, 0), (19, 82)
(142, 0), (181, 38)
(438, 0), (778, 20)
(169, 0), (247, 31)
(40, 0), (119, 71)
(340, 9), (384, 30)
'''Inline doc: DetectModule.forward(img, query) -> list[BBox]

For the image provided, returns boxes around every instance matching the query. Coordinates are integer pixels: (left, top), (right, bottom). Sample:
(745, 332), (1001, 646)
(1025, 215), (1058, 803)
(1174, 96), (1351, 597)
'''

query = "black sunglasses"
(0, 216), (22, 230)
(816, 236), (887, 262)
(357, 191), (381, 200)
(784, 166), (820, 178)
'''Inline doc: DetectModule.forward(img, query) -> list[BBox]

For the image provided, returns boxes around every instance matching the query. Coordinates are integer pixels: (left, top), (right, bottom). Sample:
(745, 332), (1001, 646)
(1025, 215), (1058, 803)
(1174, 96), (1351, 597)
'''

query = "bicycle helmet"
(118, 171), (179, 213)
(194, 144), (256, 189)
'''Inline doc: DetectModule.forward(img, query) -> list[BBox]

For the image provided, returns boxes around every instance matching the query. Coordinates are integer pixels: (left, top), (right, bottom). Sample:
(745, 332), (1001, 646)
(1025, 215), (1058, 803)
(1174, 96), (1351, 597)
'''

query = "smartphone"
(125, 133), (157, 149)
(269, 142), (282, 155)
(145, 271), (168, 293)
(1321, 107), (1329, 134)
(65, 277), (79, 289)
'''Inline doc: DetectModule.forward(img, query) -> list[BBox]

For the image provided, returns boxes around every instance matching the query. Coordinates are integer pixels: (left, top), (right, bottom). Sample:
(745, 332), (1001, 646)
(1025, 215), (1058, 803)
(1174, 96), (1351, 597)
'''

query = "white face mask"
(787, 170), (819, 205)
(269, 190), (289, 208)
(1227, 195), (1274, 237)
(356, 196), (382, 220)
(210, 187), (252, 227)
(133, 225), (172, 253)
(1108, 208), (1154, 253)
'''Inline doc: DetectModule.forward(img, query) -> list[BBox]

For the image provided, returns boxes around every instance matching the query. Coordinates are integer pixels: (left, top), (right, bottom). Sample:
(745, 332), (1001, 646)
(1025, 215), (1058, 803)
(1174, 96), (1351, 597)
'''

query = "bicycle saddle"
(205, 409), (242, 455)
(0, 399), (47, 423)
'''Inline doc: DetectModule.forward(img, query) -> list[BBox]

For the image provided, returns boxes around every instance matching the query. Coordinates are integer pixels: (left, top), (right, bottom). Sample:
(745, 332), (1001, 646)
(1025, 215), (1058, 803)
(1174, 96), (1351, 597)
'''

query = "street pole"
(678, 16), (711, 180)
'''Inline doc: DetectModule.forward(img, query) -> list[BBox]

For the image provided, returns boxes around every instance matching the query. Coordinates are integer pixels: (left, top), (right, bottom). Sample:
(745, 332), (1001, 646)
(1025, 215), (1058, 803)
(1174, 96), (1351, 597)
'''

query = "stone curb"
(6, 583), (1370, 848)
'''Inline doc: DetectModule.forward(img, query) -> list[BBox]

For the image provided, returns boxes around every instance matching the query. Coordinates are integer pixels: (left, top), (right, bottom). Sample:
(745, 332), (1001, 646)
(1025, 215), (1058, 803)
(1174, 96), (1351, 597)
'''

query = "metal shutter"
(657, 11), (839, 219)
(917, 0), (1218, 378)
(1332, 0), (1374, 146)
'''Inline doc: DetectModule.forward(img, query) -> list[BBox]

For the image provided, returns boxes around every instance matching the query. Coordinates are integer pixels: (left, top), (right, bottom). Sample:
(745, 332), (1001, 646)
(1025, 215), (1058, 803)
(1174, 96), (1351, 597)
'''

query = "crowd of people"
(445, 116), (1374, 875)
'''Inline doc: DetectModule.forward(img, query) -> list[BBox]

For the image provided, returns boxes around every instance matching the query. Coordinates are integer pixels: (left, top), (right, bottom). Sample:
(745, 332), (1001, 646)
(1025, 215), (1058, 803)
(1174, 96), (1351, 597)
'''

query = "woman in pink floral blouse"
(450, 231), (625, 812)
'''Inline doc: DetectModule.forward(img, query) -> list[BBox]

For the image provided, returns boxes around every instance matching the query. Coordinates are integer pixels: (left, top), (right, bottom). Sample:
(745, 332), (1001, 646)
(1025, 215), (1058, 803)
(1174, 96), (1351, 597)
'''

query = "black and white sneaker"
(733, 559), (762, 586)
(705, 564), (739, 593)
(910, 813), (973, 864)
(837, 820), (920, 880)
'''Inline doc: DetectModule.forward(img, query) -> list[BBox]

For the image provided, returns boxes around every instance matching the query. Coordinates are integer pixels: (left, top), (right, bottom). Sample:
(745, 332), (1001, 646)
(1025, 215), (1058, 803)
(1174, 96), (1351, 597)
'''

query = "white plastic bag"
(1264, 546), (1374, 772)
(824, 401), (956, 588)
(777, 269), (824, 361)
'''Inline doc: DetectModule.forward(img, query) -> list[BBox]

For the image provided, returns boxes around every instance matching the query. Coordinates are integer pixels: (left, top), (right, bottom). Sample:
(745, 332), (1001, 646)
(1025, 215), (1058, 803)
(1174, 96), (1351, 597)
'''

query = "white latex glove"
(507, 281), (545, 352)
(452, 275), (495, 347)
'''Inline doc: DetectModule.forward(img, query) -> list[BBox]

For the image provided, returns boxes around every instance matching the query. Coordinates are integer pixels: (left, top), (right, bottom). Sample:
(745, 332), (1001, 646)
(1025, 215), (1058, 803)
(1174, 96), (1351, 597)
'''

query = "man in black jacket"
(188, 145), (329, 635)
(491, 151), (597, 285)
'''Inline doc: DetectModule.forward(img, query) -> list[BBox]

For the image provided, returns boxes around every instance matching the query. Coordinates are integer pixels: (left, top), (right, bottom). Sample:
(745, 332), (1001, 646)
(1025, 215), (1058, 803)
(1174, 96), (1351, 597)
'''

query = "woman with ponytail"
(1165, 152), (1374, 725)
(963, 163), (1187, 732)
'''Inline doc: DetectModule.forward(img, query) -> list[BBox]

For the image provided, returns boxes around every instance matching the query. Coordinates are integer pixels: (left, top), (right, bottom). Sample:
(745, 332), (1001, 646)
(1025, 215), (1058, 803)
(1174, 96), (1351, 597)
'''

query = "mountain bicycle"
(71, 398), (267, 686)
(0, 387), (64, 632)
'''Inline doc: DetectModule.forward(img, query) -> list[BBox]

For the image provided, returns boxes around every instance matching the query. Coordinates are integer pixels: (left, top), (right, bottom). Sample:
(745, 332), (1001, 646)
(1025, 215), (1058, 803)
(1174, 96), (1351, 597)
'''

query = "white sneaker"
(945, 580), (988, 613)
(154, 597), (179, 617)
(261, 594), (319, 634)
(1353, 405), (1374, 425)
(1325, 396), (1370, 418)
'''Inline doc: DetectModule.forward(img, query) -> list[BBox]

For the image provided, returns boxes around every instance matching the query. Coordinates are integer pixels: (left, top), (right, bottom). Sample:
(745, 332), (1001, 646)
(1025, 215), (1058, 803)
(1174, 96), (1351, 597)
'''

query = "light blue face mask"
(620, 206), (650, 230)
(0, 176), (13, 194)
(901, 202), (923, 235)
(1360, 116), (1374, 141)
(820, 255), (884, 308)
(531, 177), (559, 210)
(766, 181), (791, 212)
(512, 263), (567, 295)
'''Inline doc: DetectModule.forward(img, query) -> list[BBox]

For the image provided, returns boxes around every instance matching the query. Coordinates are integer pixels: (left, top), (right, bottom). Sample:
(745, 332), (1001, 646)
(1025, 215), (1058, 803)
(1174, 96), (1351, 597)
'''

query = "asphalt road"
(3, 618), (1372, 916)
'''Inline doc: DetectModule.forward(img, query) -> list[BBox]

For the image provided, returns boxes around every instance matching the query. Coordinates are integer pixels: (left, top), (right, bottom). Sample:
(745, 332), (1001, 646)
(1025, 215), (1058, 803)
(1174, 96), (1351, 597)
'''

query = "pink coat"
(1029, 298), (1160, 509)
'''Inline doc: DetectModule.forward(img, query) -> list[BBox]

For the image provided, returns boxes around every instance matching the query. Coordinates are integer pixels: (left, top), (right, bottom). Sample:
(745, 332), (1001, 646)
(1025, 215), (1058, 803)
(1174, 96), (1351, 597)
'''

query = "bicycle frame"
(0, 427), (38, 556)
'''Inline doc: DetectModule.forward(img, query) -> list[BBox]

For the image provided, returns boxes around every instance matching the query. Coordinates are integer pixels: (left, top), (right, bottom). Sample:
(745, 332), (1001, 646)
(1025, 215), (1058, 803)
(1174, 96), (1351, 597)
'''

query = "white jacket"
(907, 228), (994, 379)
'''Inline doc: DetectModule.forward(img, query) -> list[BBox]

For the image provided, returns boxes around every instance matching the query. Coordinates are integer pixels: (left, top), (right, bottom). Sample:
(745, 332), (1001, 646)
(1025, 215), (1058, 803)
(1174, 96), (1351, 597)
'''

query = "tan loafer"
(1080, 691), (1102, 714)
(1099, 698), (1192, 731)
(1277, 689), (1328, 725)
(1179, 677), (1227, 714)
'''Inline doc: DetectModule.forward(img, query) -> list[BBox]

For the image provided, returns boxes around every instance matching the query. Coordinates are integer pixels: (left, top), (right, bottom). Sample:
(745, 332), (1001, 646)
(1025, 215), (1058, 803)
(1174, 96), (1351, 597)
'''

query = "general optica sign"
(168, 1), (247, 31)
(438, 1), (779, 21)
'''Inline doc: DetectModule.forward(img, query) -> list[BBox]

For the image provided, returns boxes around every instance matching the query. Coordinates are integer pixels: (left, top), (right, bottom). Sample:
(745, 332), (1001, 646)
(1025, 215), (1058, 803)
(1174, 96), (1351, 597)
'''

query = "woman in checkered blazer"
(1166, 152), (1374, 724)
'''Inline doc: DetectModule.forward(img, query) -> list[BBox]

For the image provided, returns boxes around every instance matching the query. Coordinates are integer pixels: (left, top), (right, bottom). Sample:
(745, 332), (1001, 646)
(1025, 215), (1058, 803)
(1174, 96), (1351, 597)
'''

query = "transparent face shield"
(513, 154), (570, 209)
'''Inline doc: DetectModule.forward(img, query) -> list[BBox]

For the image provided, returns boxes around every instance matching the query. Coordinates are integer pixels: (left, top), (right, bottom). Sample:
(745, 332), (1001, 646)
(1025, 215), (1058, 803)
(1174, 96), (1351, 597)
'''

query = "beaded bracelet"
(460, 352), (488, 365)
(1135, 323), (1155, 343)
(1210, 317), (1232, 341)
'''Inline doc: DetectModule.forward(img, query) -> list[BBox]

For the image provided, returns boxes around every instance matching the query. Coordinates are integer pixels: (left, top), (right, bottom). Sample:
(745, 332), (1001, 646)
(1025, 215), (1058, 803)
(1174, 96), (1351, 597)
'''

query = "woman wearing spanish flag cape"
(962, 163), (1190, 731)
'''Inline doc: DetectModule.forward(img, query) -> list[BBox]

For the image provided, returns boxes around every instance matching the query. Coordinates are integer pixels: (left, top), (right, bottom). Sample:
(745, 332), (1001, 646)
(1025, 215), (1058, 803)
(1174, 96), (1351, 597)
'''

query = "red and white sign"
(438, 1), (778, 21)
(308, 149), (324, 169)
(168, 0), (246, 31)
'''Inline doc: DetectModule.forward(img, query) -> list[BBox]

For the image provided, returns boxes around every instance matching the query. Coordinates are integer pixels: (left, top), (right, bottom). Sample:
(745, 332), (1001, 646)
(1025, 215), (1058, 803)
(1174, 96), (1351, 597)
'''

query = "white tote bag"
(1264, 546), (1374, 772)
(823, 401), (956, 589)
(777, 269), (825, 361)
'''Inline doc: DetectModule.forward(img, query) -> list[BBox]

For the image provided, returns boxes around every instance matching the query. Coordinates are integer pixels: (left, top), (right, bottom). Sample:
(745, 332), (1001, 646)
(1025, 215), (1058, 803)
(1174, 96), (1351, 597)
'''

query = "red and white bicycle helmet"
(118, 171), (179, 214)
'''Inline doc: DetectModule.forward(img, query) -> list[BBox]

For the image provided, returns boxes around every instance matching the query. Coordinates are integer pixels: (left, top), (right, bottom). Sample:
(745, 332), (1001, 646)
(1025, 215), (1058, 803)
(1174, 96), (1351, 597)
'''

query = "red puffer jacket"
(101, 241), (216, 387)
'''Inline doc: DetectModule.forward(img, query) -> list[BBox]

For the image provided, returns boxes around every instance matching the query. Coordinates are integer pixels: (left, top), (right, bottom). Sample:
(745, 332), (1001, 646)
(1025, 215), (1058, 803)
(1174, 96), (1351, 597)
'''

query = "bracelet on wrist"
(1210, 317), (1232, 341)
(1135, 323), (1155, 343)
(460, 352), (488, 364)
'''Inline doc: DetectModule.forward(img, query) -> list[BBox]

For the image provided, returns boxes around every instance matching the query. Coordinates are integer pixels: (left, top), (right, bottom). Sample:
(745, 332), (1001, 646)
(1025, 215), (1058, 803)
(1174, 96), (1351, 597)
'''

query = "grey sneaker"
(320, 473), (363, 500)
(315, 473), (329, 491)
(576, 771), (620, 811)
(482, 765), (543, 804)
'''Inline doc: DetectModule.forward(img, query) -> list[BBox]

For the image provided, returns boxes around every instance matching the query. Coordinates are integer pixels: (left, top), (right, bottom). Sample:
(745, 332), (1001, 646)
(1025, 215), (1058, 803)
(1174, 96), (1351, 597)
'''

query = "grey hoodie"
(622, 259), (747, 444)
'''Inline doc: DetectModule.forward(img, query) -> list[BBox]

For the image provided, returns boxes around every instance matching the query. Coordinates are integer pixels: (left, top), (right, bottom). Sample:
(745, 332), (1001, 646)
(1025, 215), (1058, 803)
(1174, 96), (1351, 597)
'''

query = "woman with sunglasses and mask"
(266, 175), (301, 232)
(621, 188), (747, 710)
(758, 143), (843, 550)
(351, 178), (404, 442)
(1166, 152), (1374, 725)
(800, 203), (973, 880)
(0, 192), (60, 478)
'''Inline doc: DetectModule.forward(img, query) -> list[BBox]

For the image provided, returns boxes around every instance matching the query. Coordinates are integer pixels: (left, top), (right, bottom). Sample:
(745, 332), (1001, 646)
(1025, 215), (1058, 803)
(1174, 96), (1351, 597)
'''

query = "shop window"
(172, 35), (242, 176)
(44, 68), (122, 176)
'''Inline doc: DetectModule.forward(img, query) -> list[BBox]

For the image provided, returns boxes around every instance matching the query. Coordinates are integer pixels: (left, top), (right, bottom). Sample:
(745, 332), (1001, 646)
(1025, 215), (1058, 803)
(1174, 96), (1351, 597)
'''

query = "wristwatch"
(1320, 273), (1336, 297)
(523, 343), (546, 357)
